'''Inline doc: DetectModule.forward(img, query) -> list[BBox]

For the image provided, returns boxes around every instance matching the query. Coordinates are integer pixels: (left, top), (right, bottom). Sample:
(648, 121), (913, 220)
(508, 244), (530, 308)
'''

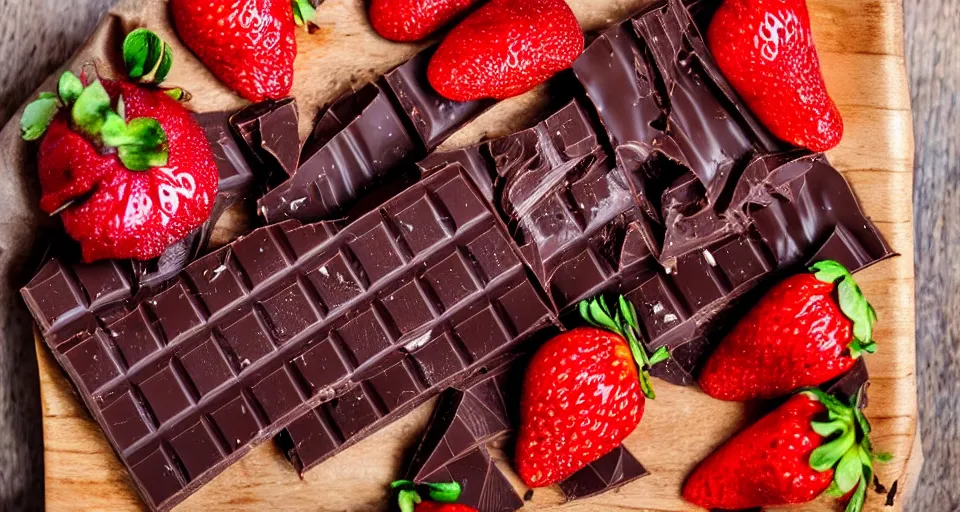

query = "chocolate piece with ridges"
(258, 83), (418, 223)
(558, 445), (649, 501)
(405, 359), (524, 482)
(24, 166), (558, 511)
(572, 0), (785, 266)
(383, 49), (493, 151)
(230, 97), (301, 181)
(421, 447), (524, 512)
(258, 50), (495, 225)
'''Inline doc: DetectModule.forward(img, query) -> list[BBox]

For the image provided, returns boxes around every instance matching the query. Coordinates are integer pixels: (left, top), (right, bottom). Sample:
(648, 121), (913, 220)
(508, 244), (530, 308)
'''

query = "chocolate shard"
(230, 97), (301, 182)
(406, 360), (525, 483)
(421, 447), (523, 512)
(24, 165), (559, 511)
(258, 50), (495, 225)
(382, 49), (493, 151)
(572, 0), (786, 265)
(558, 445), (649, 501)
(822, 358), (870, 408)
(258, 83), (419, 223)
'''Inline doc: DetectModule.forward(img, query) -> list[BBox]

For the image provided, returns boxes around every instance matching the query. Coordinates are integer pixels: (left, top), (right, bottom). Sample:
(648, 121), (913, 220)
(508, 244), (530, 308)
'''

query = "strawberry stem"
(578, 296), (670, 399)
(810, 260), (877, 358)
(802, 388), (887, 512)
(390, 480), (462, 512)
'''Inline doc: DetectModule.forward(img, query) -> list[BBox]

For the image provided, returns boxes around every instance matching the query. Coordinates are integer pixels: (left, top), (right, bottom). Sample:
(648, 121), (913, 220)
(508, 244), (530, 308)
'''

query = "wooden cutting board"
(10, 0), (919, 509)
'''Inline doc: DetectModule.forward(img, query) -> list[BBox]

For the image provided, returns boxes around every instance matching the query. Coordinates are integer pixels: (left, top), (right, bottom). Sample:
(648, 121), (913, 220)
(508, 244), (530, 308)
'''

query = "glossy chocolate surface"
(559, 445), (649, 501)
(23, 166), (558, 511)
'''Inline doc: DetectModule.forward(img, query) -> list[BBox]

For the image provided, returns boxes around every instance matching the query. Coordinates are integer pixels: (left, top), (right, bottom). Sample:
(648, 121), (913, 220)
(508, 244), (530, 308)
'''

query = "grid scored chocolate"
(23, 166), (558, 511)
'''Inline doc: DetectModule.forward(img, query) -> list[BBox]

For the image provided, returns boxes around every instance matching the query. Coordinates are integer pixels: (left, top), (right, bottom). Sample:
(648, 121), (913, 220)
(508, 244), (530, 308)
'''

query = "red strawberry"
(23, 72), (219, 262)
(683, 390), (885, 512)
(171, 0), (315, 102)
(707, 0), (843, 151)
(515, 297), (669, 487)
(369, 0), (480, 42)
(699, 260), (876, 401)
(414, 503), (476, 512)
(390, 480), (475, 512)
(427, 0), (583, 102)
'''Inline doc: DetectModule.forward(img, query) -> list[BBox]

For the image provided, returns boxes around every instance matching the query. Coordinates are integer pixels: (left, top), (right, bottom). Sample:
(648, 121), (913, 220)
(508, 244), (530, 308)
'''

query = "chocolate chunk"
(383, 49), (493, 151)
(230, 97), (301, 181)
(25, 165), (558, 511)
(405, 360), (525, 482)
(572, 0), (786, 265)
(558, 446), (649, 501)
(822, 358), (870, 407)
(258, 50), (495, 224)
(258, 83), (419, 223)
(421, 447), (524, 512)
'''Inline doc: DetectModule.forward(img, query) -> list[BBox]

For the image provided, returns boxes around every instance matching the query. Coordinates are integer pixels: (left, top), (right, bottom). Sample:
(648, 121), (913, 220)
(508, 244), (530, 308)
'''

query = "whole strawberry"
(427, 0), (583, 102)
(369, 0), (480, 42)
(683, 389), (886, 512)
(171, 0), (316, 102)
(516, 297), (669, 487)
(22, 72), (219, 262)
(390, 480), (475, 512)
(707, 0), (843, 151)
(700, 260), (876, 401)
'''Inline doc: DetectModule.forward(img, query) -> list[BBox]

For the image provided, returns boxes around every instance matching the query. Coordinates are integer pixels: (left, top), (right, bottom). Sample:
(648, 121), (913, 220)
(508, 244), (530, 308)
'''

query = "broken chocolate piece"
(421, 447), (524, 512)
(558, 445), (649, 501)
(230, 97), (301, 181)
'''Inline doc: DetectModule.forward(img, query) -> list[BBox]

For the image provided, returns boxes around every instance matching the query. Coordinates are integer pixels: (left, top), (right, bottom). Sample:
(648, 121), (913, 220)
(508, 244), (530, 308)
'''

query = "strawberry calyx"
(810, 260), (877, 358)
(390, 480), (462, 512)
(578, 296), (671, 399)
(21, 71), (168, 171)
(292, 0), (318, 30)
(803, 388), (890, 512)
(123, 29), (174, 85)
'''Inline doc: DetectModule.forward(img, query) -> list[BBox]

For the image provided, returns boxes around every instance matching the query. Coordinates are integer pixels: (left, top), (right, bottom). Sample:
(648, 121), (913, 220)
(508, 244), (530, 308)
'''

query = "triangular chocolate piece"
(422, 447), (523, 512)
(558, 445), (649, 501)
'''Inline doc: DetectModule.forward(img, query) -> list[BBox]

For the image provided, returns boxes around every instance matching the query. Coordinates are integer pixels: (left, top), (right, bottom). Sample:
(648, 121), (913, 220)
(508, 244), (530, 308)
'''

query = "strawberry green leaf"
(292, 0), (317, 28)
(123, 28), (173, 84)
(649, 346), (670, 366)
(390, 480), (414, 491)
(875, 452), (894, 463)
(58, 72), (83, 106)
(424, 481), (461, 503)
(810, 260), (849, 284)
(118, 143), (169, 171)
(164, 88), (189, 101)
(811, 420), (846, 438)
(810, 428), (855, 471)
(824, 480), (844, 497)
(397, 489), (421, 512)
(845, 477), (868, 512)
(20, 94), (61, 141)
(71, 80), (112, 136)
(835, 449), (863, 493)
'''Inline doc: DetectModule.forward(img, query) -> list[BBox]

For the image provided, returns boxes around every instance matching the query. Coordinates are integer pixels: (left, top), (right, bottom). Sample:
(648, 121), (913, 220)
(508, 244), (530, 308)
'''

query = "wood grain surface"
(0, 0), (946, 510)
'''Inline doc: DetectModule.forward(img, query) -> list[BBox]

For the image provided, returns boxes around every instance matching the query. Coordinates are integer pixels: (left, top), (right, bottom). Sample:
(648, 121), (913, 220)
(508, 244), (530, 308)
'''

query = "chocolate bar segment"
(258, 83), (418, 223)
(258, 50), (494, 225)
(25, 165), (558, 511)
(572, 0), (785, 265)
(421, 447), (524, 512)
(406, 360), (525, 482)
(230, 97), (301, 181)
(822, 358), (869, 407)
(558, 445), (649, 501)
(383, 49), (493, 151)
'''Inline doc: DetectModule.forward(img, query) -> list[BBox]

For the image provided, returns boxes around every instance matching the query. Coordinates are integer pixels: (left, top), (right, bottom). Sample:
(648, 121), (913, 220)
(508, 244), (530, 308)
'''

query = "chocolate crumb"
(523, 490), (534, 501)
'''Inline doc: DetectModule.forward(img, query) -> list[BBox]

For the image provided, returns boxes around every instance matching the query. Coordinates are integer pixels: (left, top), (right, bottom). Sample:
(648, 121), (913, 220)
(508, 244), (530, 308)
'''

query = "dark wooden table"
(0, 0), (954, 510)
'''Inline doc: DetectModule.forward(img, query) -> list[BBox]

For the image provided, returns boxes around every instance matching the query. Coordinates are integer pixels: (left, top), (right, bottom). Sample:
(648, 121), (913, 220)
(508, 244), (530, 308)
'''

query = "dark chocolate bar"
(230, 97), (301, 182)
(405, 360), (525, 482)
(258, 50), (492, 224)
(558, 445), (649, 501)
(23, 165), (558, 511)
(572, 0), (786, 266)
(421, 447), (524, 512)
